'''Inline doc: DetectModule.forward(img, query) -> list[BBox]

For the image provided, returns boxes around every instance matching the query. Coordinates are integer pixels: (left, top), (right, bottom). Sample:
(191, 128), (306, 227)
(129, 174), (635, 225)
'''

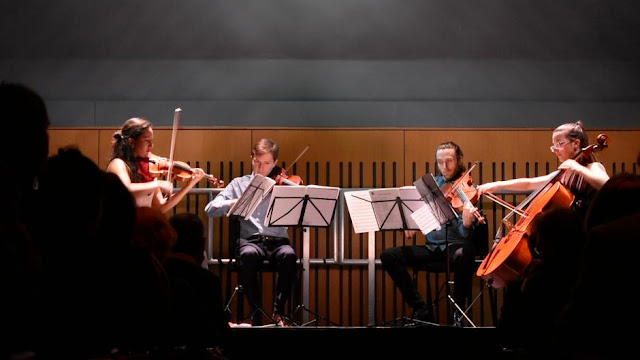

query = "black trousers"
(236, 237), (298, 315)
(380, 243), (475, 312)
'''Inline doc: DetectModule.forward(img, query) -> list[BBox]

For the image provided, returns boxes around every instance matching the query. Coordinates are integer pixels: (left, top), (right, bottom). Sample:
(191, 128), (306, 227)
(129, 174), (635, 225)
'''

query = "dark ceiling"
(1, 0), (639, 60)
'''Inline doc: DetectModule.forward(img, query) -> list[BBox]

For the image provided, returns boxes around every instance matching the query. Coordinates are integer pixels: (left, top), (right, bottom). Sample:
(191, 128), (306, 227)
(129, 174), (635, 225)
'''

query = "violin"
(268, 165), (303, 186)
(440, 162), (486, 224)
(266, 144), (310, 186)
(149, 155), (224, 188)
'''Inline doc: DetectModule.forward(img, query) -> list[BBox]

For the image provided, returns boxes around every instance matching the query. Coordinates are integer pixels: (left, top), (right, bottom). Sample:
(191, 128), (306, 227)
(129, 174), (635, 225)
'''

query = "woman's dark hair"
(110, 117), (151, 182)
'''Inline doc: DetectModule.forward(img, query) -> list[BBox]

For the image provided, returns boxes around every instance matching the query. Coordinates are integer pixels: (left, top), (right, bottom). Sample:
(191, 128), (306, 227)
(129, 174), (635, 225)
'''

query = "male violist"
(380, 141), (482, 326)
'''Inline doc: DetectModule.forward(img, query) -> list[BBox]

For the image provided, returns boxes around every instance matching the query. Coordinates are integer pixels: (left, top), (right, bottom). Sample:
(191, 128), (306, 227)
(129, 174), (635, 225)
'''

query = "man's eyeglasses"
(549, 140), (569, 152)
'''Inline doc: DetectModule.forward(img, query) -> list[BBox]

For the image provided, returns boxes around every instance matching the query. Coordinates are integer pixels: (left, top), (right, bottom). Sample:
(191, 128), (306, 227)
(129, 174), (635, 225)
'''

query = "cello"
(476, 134), (609, 288)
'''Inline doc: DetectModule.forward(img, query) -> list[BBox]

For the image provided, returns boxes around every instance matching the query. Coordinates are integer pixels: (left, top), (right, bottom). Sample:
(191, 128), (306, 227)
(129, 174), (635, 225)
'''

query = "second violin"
(268, 165), (303, 186)
(266, 144), (310, 186)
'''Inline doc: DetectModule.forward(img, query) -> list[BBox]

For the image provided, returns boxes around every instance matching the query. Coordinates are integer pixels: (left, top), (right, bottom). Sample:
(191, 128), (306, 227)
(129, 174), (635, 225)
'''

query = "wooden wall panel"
(48, 129), (101, 161)
(50, 127), (638, 184)
(252, 129), (405, 188)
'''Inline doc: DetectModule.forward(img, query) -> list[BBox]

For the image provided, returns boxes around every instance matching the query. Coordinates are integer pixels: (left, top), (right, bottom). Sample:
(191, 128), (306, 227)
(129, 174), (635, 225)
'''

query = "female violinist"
(477, 121), (609, 218)
(380, 141), (483, 325)
(107, 117), (206, 214)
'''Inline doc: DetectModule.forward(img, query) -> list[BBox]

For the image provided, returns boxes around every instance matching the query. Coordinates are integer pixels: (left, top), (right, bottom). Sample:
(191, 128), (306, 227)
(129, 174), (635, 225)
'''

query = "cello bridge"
(502, 219), (513, 232)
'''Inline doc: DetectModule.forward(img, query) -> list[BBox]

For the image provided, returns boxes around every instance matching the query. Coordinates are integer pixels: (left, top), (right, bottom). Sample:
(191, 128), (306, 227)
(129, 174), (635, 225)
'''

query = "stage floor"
(225, 324), (501, 359)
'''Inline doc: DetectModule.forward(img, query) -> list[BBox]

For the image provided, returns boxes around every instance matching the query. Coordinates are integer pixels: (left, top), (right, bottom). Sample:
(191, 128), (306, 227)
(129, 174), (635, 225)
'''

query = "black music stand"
(265, 184), (341, 326)
(413, 174), (472, 326)
(345, 186), (436, 326)
(368, 187), (425, 231)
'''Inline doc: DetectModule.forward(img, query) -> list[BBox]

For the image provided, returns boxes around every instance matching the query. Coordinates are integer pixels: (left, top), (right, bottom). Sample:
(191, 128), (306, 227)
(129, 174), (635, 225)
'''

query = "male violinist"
(380, 141), (482, 326)
(204, 138), (298, 326)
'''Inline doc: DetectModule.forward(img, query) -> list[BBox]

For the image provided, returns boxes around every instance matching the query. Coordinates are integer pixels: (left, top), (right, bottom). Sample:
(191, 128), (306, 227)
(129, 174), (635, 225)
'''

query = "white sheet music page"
(265, 185), (307, 226)
(397, 186), (424, 230)
(227, 174), (276, 219)
(410, 204), (442, 235)
(301, 185), (340, 227)
(369, 188), (404, 230)
(344, 190), (379, 233)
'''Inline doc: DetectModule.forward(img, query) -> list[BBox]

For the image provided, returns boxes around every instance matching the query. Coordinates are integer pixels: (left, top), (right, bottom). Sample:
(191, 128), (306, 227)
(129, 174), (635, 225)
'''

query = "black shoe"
(452, 311), (463, 327)
(272, 313), (289, 327)
(412, 307), (434, 323)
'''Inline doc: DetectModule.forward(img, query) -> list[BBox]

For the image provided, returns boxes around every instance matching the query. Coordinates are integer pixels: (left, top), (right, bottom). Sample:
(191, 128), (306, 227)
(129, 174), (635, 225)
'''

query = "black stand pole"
(443, 223), (479, 328)
(444, 223), (454, 323)
(290, 226), (339, 327)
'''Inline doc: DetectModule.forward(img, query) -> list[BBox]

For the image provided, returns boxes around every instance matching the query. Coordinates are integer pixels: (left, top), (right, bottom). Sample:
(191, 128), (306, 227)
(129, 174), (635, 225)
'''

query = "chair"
(223, 216), (294, 326)
(411, 212), (496, 326)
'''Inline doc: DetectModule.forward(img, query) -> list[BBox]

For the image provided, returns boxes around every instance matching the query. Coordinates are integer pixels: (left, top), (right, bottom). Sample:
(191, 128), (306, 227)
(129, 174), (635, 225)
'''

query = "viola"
(268, 165), (303, 186)
(441, 162), (485, 224)
(149, 156), (224, 188)
(476, 134), (609, 288)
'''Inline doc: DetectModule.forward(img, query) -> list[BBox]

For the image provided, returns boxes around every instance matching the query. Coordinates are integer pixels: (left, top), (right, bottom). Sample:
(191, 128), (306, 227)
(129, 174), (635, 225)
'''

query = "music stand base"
(225, 285), (280, 326)
(381, 316), (440, 327)
(292, 305), (338, 326)
(449, 280), (499, 328)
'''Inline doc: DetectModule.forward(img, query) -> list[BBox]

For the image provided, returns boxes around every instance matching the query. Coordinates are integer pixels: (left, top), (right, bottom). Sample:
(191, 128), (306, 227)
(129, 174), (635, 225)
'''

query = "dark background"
(1, 0), (639, 127)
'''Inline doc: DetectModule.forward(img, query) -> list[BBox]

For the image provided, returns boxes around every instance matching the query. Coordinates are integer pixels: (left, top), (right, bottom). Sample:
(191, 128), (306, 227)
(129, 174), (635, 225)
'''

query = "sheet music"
(344, 190), (379, 233)
(266, 185), (307, 226)
(265, 184), (340, 227)
(410, 204), (442, 235)
(301, 185), (340, 226)
(227, 174), (276, 220)
(369, 186), (422, 230)
(368, 188), (402, 230)
(397, 187), (425, 229)
(413, 174), (458, 225)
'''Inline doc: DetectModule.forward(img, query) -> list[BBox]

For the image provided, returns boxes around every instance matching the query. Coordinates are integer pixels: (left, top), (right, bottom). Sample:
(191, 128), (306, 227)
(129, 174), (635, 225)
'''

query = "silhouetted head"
(0, 81), (50, 190)
(169, 212), (206, 261)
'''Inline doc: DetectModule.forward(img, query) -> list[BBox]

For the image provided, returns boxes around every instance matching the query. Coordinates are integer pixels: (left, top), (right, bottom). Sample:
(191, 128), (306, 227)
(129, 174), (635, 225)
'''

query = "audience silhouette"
(1, 81), (49, 359)
(497, 206), (587, 357)
(166, 212), (232, 358)
(556, 172), (640, 357)
(35, 146), (138, 358)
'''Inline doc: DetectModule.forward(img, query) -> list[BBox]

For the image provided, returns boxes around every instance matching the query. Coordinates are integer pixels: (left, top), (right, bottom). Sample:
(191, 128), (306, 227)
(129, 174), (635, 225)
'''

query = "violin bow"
(464, 161), (478, 180)
(166, 108), (181, 187)
(284, 144), (310, 174)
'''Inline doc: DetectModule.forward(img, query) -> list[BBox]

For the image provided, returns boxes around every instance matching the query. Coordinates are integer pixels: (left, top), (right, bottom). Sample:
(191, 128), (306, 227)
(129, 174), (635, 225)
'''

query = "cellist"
(475, 121), (610, 354)
(477, 121), (609, 219)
